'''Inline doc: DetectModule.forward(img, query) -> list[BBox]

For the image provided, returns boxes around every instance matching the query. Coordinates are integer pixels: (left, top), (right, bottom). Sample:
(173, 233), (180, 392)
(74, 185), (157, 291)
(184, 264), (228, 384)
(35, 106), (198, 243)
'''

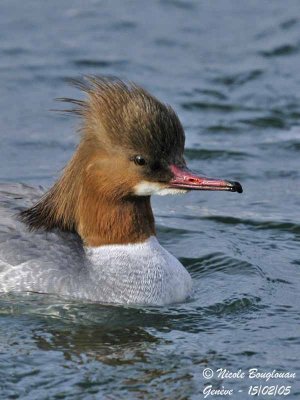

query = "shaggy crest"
(59, 76), (185, 158)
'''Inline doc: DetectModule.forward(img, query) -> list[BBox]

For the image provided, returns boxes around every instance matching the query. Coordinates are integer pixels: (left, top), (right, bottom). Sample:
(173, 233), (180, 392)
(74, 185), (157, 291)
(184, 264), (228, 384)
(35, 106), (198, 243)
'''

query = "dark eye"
(134, 155), (146, 166)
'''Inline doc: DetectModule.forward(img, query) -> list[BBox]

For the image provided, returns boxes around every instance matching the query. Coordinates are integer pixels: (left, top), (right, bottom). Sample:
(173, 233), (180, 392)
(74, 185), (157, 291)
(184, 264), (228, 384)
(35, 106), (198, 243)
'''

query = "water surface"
(0, 1), (300, 399)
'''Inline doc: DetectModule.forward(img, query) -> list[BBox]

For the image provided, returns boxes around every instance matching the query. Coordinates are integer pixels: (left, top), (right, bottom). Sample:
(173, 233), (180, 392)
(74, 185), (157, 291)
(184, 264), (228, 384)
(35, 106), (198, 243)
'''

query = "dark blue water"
(0, 1), (300, 399)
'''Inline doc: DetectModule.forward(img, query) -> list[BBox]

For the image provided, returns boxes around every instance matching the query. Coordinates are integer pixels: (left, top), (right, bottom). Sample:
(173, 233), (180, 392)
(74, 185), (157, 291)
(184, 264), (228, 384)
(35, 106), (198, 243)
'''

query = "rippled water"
(1, 1), (300, 399)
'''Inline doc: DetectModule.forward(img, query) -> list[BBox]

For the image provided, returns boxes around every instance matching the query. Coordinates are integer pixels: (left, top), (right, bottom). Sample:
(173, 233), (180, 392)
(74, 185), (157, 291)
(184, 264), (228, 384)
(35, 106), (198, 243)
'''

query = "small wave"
(161, 0), (196, 10)
(213, 69), (264, 87)
(184, 148), (249, 160)
(258, 127), (300, 148)
(260, 43), (300, 57)
(12, 139), (75, 151)
(0, 291), (265, 338)
(181, 253), (258, 277)
(282, 141), (300, 151)
(155, 38), (184, 48)
(191, 88), (227, 100)
(2, 47), (29, 56)
(236, 350), (257, 357)
(202, 215), (300, 234)
(280, 18), (299, 30)
(265, 170), (298, 179)
(72, 59), (126, 68)
(265, 277), (291, 285)
(157, 225), (190, 236)
(201, 296), (262, 316)
(207, 125), (241, 133)
(259, 140), (300, 152)
(181, 101), (260, 117)
(110, 21), (137, 31)
(0, 292), (199, 334)
(181, 101), (238, 112)
(239, 116), (286, 129)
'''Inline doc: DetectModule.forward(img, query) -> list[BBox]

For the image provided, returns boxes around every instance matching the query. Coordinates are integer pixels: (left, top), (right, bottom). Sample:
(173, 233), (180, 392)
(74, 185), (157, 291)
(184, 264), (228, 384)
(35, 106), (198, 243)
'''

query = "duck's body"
(0, 184), (191, 304)
(0, 77), (242, 305)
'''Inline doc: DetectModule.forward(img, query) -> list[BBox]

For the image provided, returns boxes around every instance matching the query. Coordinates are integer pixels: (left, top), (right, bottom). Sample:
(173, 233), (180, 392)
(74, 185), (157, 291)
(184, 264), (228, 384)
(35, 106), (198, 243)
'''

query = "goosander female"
(0, 77), (242, 305)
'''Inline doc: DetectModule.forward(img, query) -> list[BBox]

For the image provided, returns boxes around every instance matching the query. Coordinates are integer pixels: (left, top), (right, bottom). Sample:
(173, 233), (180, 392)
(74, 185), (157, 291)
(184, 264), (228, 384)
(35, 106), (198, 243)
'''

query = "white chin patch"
(133, 181), (188, 196)
(155, 188), (188, 196)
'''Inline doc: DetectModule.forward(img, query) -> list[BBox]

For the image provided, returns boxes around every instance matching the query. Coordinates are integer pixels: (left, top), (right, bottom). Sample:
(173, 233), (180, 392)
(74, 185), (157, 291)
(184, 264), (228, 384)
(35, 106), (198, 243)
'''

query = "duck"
(0, 76), (242, 306)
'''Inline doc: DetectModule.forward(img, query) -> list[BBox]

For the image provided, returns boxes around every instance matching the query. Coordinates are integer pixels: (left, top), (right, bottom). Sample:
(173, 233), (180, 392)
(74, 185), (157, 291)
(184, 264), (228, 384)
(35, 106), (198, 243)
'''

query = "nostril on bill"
(187, 177), (197, 183)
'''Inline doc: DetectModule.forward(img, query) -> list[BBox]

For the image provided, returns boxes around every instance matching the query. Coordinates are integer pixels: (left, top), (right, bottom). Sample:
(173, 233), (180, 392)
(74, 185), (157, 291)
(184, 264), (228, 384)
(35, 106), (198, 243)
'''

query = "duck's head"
(62, 77), (242, 199)
(20, 77), (242, 246)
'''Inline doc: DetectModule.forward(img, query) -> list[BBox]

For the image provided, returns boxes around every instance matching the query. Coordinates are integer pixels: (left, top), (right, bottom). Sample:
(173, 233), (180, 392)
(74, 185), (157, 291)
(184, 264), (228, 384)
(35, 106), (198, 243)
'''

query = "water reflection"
(33, 324), (159, 364)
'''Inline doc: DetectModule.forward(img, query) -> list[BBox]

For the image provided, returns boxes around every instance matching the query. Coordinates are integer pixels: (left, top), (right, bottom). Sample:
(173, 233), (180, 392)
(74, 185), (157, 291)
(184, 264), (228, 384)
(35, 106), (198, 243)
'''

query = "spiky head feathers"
(61, 76), (185, 163)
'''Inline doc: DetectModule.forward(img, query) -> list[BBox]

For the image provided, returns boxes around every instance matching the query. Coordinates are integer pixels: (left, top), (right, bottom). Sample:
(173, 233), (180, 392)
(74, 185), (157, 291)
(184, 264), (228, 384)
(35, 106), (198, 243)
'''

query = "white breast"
(85, 237), (193, 305)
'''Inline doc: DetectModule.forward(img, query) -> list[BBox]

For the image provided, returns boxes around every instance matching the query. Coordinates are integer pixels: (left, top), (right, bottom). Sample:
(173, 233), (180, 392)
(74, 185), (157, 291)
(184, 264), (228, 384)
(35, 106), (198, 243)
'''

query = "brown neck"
(77, 195), (155, 247)
(74, 145), (156, 246)
(20, 142), (156, 246)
